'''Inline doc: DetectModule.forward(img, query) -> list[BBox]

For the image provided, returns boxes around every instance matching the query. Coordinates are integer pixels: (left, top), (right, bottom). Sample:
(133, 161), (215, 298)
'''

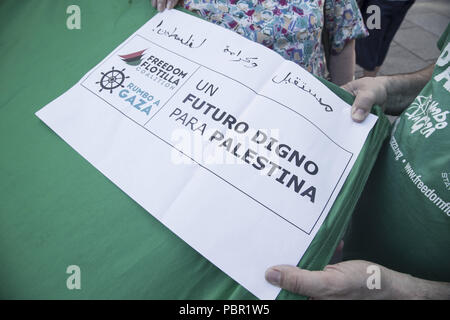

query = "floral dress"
(182, 0), (368, 78)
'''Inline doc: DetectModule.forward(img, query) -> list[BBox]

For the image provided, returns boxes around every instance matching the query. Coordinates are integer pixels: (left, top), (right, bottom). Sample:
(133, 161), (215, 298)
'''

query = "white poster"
(36, 10), (377, 299)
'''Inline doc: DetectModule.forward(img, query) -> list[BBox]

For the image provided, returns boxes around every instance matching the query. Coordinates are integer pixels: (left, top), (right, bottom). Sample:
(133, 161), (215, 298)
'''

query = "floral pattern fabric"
(182, 0), (368, 77)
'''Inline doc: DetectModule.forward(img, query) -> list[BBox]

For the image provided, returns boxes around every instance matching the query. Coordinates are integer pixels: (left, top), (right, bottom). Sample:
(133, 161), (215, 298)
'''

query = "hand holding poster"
(36, 9), (378, 299)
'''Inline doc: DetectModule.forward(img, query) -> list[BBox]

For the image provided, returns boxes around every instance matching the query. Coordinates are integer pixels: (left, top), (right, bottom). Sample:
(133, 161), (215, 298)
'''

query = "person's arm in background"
(342, 63), (434, 122)
(328, 39), (355, 86)
(324, 0), (368, 86)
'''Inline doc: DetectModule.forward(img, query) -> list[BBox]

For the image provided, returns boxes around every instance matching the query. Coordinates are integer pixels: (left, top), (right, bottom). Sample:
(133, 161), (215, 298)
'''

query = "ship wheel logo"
(96, 66), (129, 93)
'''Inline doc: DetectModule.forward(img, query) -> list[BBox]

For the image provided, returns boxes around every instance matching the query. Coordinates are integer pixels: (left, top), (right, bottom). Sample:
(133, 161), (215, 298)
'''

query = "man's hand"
(151, 0), (179, 12)
(265, 260), (450, 299)
(342, 64), (434, 122)
(266, 260), (391, 299)
(341, 77), (389, 123)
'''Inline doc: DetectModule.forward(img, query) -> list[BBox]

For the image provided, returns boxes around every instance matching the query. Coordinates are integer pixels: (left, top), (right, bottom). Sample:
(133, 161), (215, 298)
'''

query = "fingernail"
(265, 268), (281, 285)
(167, 0), (174, 8)
(353, 108), (366, 121)
(158, 2), (164, 11)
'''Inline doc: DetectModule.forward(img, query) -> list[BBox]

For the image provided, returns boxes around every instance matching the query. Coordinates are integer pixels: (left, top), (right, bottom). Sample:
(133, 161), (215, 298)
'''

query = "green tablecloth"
(0, 0), (391, 299)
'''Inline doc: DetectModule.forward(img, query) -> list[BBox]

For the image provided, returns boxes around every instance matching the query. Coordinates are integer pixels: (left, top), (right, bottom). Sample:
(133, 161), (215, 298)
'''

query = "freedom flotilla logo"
(118, 48), (188, 90)
(96, 66), (129, 93)
(119, 49), (146, 66)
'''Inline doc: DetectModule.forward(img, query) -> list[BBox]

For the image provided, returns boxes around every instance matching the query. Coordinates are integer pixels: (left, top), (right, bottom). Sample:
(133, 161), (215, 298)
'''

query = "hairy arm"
(342, 63), (434, 122)
(381, 64), (434, 115)
(409, 276), (450, 299)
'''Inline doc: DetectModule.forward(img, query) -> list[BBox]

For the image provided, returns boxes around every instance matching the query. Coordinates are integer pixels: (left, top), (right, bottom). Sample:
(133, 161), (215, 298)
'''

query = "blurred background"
(355, 0), (450, 78)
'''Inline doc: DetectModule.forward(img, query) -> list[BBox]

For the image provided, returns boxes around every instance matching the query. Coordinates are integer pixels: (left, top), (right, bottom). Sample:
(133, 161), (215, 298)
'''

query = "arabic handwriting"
(272, 72), (333, 112)
(223, 45), (258, 68)
(152, 20), (207, 49)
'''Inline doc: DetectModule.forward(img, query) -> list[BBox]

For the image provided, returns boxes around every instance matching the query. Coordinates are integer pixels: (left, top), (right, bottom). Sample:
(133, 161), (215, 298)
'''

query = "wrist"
(380, 266), (418, 299)
(377, 75), (403, 115)
(378, 75), (391, 102)
(393, 272), (421, 299)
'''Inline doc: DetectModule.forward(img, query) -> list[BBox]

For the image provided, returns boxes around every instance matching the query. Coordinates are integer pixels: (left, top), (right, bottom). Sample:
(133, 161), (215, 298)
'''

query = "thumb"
(341, 81), (374, 123)
(265, 265), (329, 298)
(350, 92), (374, 122)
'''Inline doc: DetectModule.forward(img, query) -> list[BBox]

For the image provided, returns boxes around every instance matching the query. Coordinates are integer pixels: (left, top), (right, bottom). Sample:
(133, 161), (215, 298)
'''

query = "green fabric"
(0, 0), (390, 299)
(344, 23), (450, 282)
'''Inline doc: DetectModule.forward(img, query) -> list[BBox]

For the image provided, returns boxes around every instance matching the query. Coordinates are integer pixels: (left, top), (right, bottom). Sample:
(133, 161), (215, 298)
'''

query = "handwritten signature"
(272, 72), (333, 112)
(152, 20), (207, 49)
(223, 45), (258, 68)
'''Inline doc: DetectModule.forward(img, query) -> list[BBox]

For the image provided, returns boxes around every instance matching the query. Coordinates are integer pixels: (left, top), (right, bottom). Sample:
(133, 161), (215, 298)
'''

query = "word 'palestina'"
(169, 93), (319, 203)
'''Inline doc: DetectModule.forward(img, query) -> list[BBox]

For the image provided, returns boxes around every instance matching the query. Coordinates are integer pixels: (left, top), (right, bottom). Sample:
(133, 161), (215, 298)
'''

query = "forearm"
(414, 278), (450, 299)
(381, 64), (434, 115)
(401, 276), (450, 300)
(385, 266), (450, 299)
(329, 40), (355, 86)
